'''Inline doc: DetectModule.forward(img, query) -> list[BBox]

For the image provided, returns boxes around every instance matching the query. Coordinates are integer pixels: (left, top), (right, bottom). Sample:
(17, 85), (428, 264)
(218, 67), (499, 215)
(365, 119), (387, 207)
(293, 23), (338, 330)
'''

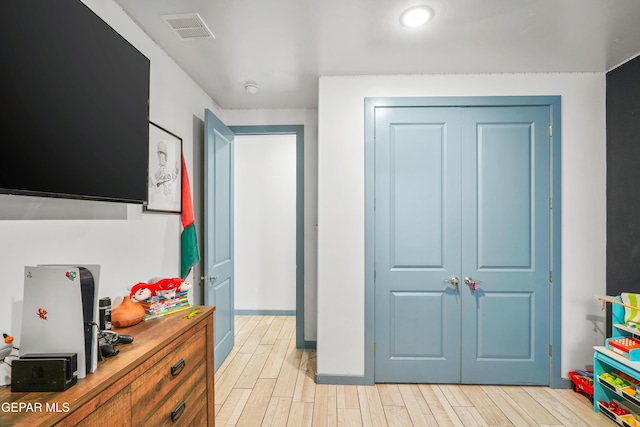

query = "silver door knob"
(200, 275), (218, 282)
(448, 276), (459, 291)
(464, 277), (477, 291)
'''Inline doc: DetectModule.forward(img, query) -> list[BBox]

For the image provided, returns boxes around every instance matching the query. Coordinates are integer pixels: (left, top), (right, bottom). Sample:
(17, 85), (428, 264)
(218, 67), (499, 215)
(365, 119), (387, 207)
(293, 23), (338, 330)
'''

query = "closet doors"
(373, 105), (550, 384)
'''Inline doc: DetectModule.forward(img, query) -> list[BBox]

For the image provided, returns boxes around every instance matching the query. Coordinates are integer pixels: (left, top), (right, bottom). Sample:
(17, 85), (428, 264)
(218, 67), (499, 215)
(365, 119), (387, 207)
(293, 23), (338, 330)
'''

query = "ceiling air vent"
(161, 13), (215, 40)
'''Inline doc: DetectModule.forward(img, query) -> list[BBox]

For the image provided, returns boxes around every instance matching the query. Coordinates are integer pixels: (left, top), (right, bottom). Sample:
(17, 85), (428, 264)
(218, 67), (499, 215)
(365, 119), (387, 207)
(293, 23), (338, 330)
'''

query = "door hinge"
(374, 270), (376, 282)
(549, 344), (552, 356)
(549, 197), (552, 210)
(549, 271), (553, 283)
(549, 125), (552, 137)
(374, 342), (377, 353)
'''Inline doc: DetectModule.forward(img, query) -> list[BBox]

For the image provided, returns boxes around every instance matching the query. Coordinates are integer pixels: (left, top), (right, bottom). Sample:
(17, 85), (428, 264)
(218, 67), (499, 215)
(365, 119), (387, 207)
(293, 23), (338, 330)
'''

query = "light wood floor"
(214, 316), (610, 426)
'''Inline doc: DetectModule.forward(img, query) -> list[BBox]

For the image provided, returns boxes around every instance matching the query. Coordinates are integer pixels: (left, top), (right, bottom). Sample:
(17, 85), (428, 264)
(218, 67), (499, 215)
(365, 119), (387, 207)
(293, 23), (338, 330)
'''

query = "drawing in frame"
(146, 121), (182, 213)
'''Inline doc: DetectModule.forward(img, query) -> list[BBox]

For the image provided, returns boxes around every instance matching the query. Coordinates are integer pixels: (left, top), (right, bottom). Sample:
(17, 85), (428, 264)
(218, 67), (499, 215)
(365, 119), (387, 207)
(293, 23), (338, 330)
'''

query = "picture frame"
(146, 121), (182, 213)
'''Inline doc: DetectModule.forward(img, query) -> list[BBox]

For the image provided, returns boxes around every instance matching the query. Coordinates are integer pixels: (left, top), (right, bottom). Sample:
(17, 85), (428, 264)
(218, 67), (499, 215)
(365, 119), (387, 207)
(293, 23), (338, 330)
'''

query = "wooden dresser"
(0, 305), (215, 427)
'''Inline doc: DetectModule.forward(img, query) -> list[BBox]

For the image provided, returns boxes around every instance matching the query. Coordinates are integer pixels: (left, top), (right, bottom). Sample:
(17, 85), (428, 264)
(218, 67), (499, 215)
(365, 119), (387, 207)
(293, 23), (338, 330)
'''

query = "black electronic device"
(78, 268), (96, 376)
(96, 331), (132, 361)
(0, 0), (150, 204)
(100, 330), (134, 346)
(115, 334), (134, 345)
(99, 344), (119, 359)
(11, 354), (78, 392)
(19, 353), (77, 381)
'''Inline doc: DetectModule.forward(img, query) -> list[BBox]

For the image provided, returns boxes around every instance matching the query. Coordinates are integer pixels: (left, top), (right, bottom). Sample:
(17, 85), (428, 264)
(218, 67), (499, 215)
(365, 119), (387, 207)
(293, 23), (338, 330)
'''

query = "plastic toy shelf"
(594, 346), (640, 425)
(616, 324), (640, 336)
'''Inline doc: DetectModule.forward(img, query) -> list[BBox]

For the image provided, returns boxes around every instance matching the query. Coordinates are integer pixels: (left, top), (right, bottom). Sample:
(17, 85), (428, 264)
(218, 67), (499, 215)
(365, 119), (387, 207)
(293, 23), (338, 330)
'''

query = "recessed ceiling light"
(400, 5), (434, 28)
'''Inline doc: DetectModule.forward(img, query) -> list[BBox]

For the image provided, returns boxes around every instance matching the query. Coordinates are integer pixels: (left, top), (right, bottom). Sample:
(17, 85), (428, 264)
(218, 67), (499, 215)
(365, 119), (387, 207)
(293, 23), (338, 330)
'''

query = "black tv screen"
(0, 0), (150, 204)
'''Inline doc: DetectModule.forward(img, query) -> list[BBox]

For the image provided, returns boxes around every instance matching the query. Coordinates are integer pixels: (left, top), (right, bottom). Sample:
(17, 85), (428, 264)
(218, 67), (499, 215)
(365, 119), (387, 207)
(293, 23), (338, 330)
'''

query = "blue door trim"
(228, 125), (310, 350)
(362, 96), (564, 387)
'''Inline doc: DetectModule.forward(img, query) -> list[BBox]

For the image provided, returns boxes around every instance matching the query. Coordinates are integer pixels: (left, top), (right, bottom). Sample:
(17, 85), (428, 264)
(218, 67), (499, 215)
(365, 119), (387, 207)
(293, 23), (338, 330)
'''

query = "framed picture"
(146, 122), (182, 213)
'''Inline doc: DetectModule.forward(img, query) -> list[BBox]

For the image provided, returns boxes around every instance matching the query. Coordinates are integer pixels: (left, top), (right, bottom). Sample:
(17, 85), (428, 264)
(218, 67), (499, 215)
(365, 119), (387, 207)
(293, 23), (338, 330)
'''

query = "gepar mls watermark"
(1, 401), (70, 413)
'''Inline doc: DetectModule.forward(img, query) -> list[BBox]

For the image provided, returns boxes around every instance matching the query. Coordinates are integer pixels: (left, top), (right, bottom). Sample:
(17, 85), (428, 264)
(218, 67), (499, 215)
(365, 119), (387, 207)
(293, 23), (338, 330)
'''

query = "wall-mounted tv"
(0, 0), (150, 204)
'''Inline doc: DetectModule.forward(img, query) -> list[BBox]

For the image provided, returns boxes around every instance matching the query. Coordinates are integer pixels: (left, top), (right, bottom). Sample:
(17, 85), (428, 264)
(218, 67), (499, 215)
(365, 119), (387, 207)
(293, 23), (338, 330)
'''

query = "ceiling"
(113, 0), (640, 110)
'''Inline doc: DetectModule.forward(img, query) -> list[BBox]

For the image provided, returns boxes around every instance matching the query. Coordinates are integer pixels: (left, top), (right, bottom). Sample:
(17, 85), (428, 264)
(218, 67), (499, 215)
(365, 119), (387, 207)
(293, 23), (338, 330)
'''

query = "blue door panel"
(477, 123), (533, 268)
(374, 107), (462, 383)
(204, 109), (235, 372)
(461, 106), (550, 385)
(390, 291), (446, 357)
(476, 292), (533, 359)
(391, 124), (445, 267)
(213, 129), (232, 265)
(213, 278), (232, 350)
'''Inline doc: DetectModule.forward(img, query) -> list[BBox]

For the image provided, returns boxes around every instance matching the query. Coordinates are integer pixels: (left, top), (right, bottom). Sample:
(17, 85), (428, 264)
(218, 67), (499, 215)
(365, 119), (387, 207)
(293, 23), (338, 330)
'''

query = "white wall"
(234, 134), (297, 311)
(316, 73), (607, 379)
(0, 0), (222, 384)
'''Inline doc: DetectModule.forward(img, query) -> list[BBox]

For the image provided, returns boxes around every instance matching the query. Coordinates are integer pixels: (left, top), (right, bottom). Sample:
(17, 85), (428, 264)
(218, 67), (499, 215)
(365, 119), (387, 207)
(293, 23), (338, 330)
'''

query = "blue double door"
(374, 106), (551, 384)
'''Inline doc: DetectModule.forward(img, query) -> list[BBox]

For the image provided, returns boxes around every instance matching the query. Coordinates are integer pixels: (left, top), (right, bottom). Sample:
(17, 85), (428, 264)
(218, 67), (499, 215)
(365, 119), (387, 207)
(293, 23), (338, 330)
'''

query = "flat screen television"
(0, 0), (150, 204)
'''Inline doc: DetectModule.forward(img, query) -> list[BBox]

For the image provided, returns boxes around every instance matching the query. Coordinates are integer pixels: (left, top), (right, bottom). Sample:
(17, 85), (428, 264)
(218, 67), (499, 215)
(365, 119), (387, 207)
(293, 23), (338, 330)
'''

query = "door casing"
(364, 96), (564, 387)
(228, 125), (308, 349)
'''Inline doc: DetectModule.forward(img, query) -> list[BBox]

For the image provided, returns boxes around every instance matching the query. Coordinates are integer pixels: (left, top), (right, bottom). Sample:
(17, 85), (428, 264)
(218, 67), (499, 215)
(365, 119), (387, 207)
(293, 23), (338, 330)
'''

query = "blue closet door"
(373, 105), (551, 384)
(374, 107), (462, 383)
(460, 106), (550, 384)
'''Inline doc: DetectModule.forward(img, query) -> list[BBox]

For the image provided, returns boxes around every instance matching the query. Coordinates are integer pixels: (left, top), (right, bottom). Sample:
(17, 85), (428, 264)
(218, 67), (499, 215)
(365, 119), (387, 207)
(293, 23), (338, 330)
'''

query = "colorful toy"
(0, 332), (14, 360)
(599, 400), (631, 416)
(156, 278), (191, 299)
(129, 277), (192, 302)
(607, 336), (640, 360)
(130, 282), (156, 302)
(569, 370), (594, 402)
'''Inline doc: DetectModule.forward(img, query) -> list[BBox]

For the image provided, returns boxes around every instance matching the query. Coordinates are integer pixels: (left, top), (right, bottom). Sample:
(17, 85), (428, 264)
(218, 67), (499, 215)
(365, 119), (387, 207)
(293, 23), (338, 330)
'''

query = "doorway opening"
(229, 125), (307, 349)
(234, 134), (297, 315)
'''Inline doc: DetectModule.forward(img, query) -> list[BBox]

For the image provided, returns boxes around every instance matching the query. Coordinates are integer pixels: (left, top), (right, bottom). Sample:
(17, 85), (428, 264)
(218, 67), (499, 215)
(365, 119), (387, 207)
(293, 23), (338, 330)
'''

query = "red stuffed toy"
(129, 282), (157, 302)
(129, 278), (192, 302)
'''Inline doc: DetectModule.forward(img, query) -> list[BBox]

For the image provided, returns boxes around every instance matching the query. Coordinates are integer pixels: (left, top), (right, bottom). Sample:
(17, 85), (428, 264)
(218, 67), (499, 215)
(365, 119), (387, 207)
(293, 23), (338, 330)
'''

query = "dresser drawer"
(135, 361), (208, 426)
(72, 386), (132, 427)
(131, 327), (207, 425)
(55, 386), (132, 427)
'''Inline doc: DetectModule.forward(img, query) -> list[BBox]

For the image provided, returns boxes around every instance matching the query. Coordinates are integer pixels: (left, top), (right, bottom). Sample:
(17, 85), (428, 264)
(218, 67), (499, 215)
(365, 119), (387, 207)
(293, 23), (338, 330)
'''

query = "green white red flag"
(180, 154), (200, 279)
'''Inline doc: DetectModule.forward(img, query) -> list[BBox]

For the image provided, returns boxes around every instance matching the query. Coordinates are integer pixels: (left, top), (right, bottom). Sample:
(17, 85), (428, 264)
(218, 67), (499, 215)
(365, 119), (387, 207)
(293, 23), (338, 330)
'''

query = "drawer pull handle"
(170, 359), (186, 377)
(171, 400), (186, 422)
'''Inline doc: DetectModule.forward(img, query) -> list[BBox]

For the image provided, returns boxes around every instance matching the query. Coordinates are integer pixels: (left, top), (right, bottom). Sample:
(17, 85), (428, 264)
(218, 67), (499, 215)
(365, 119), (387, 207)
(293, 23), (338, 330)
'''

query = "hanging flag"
(180, 154), (200, 279)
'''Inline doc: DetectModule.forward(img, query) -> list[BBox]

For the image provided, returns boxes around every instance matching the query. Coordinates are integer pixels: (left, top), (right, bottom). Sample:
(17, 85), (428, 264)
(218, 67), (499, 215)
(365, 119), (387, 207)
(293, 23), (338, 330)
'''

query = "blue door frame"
(228, 125), (311, 350)
(362, 96), (564, 388)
